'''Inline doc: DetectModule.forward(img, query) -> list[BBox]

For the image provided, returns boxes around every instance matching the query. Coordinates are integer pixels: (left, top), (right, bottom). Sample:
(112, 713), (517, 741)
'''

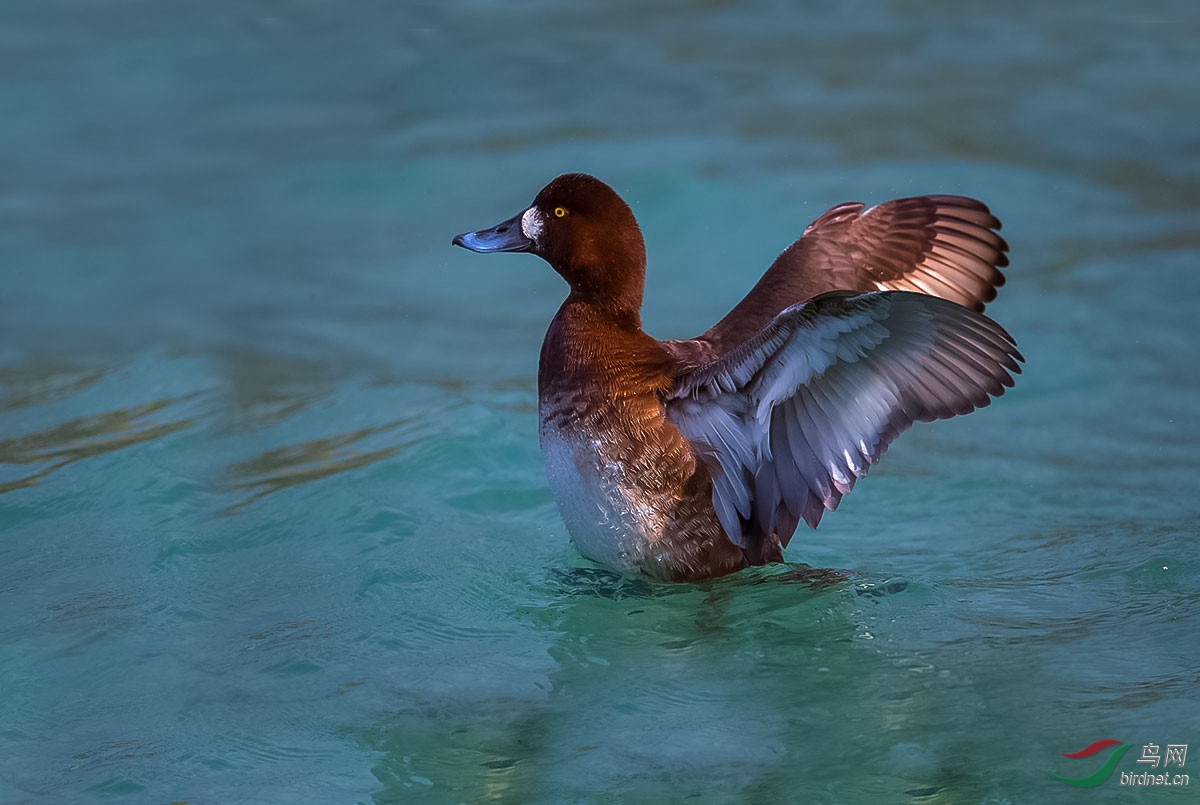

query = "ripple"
(219, 418), (411, 514)
(0, 362), (106, 412)
(216, 730), (345, 770)
(0, 395), (196, 494)
(43, 588), (135, 624)
(69, 737), (157, 769)
(244, 618), (336, 651)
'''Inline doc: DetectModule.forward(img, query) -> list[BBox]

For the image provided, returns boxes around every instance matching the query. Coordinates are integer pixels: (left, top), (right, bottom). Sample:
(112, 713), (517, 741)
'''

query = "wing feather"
(673, 195), (1010, 361)
(665, 291), (1022, 552)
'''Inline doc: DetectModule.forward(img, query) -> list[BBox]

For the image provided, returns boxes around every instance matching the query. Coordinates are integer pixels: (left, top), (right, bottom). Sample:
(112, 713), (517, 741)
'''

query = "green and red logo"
(1045, 739), (1133, 787)
(1047, 739), (1190, 788)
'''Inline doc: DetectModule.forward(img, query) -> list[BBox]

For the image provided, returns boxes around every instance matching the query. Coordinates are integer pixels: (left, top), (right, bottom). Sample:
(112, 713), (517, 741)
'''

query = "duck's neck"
(539, 295), (671, 396)
(568, 275), (643, 322)
(564, 289), (643, 332)
(553, 236), (646, 323)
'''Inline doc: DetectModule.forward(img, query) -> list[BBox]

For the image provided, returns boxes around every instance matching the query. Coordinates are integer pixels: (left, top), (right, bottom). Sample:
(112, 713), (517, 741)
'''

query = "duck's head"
(453, 173), (647, 315)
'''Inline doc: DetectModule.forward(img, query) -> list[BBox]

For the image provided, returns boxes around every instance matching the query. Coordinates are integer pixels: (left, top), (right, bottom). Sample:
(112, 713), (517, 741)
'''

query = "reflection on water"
(0, 350), (419, 514)
(0, 355), (417, 523)
(216, 347), (398, 431)
(222, 419), (409, 513)
(0, 363), (107, 412)
(357, 705), (554, 803)
(0, 394), (195, 494)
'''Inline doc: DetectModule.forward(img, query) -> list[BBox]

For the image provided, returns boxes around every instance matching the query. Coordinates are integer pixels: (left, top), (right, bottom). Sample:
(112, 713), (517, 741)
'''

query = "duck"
(453, 173), (1021, 582)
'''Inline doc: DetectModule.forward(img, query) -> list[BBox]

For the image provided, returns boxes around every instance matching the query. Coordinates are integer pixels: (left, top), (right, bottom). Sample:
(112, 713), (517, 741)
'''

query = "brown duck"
(454, 174), (1021, 582)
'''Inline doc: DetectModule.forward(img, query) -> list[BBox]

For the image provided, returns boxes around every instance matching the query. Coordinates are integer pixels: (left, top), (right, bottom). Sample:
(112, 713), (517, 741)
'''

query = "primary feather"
(666, 291), (1022, 556)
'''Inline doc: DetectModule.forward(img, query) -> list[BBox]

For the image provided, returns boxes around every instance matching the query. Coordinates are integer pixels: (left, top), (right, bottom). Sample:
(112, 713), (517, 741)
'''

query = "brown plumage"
(669, 195), (1009, 366)
(454, 174), (1021, 581)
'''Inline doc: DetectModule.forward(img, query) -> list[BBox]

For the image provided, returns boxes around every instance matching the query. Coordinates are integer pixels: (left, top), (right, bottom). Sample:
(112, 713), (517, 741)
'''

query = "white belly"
(538, 421), (658, 573)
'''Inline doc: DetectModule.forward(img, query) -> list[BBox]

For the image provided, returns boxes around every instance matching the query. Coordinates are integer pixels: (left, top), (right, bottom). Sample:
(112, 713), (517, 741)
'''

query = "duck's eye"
(553, 206), (567, 218)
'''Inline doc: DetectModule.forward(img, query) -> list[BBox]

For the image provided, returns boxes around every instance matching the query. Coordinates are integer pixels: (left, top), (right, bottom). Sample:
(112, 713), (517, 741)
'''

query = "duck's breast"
(536, 300), (711, 576)
(538, 410), (661, 573)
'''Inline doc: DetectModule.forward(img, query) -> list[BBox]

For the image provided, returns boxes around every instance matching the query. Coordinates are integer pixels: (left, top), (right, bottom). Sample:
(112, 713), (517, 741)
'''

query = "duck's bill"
(452, 213), (533, 253)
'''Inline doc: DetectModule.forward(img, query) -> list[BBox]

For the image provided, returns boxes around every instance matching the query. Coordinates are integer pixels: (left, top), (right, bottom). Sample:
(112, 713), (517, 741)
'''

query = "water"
(2, 2), (1198, 802)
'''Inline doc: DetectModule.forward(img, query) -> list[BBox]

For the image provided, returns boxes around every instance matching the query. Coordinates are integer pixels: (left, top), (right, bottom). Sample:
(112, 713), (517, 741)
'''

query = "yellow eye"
(553, 207), (567, 218)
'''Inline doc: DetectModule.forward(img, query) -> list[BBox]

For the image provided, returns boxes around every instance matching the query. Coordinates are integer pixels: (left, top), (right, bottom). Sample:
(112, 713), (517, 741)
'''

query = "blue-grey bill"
(452, 212), (533, 253)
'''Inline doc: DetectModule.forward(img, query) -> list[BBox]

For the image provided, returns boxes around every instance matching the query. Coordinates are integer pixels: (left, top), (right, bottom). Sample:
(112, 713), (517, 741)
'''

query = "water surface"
(2, 2), (1198, 802)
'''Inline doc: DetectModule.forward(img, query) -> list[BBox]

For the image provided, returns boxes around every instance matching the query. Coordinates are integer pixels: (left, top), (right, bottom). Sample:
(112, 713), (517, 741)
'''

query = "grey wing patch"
(666, 292), (1022, 551)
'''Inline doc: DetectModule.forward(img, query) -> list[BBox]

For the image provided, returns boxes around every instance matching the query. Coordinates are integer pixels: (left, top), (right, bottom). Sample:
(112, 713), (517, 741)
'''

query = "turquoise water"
(3, 2), (1199, 802)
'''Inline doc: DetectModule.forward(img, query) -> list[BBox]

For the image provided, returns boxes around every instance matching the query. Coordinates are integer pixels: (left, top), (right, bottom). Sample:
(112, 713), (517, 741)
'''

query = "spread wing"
(665, 291), (1022, 553)
(689, 195), (1009, 358)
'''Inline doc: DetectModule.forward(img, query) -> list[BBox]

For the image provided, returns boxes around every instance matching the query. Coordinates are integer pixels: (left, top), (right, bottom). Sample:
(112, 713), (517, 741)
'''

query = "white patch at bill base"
(520, 207), (544, 242)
